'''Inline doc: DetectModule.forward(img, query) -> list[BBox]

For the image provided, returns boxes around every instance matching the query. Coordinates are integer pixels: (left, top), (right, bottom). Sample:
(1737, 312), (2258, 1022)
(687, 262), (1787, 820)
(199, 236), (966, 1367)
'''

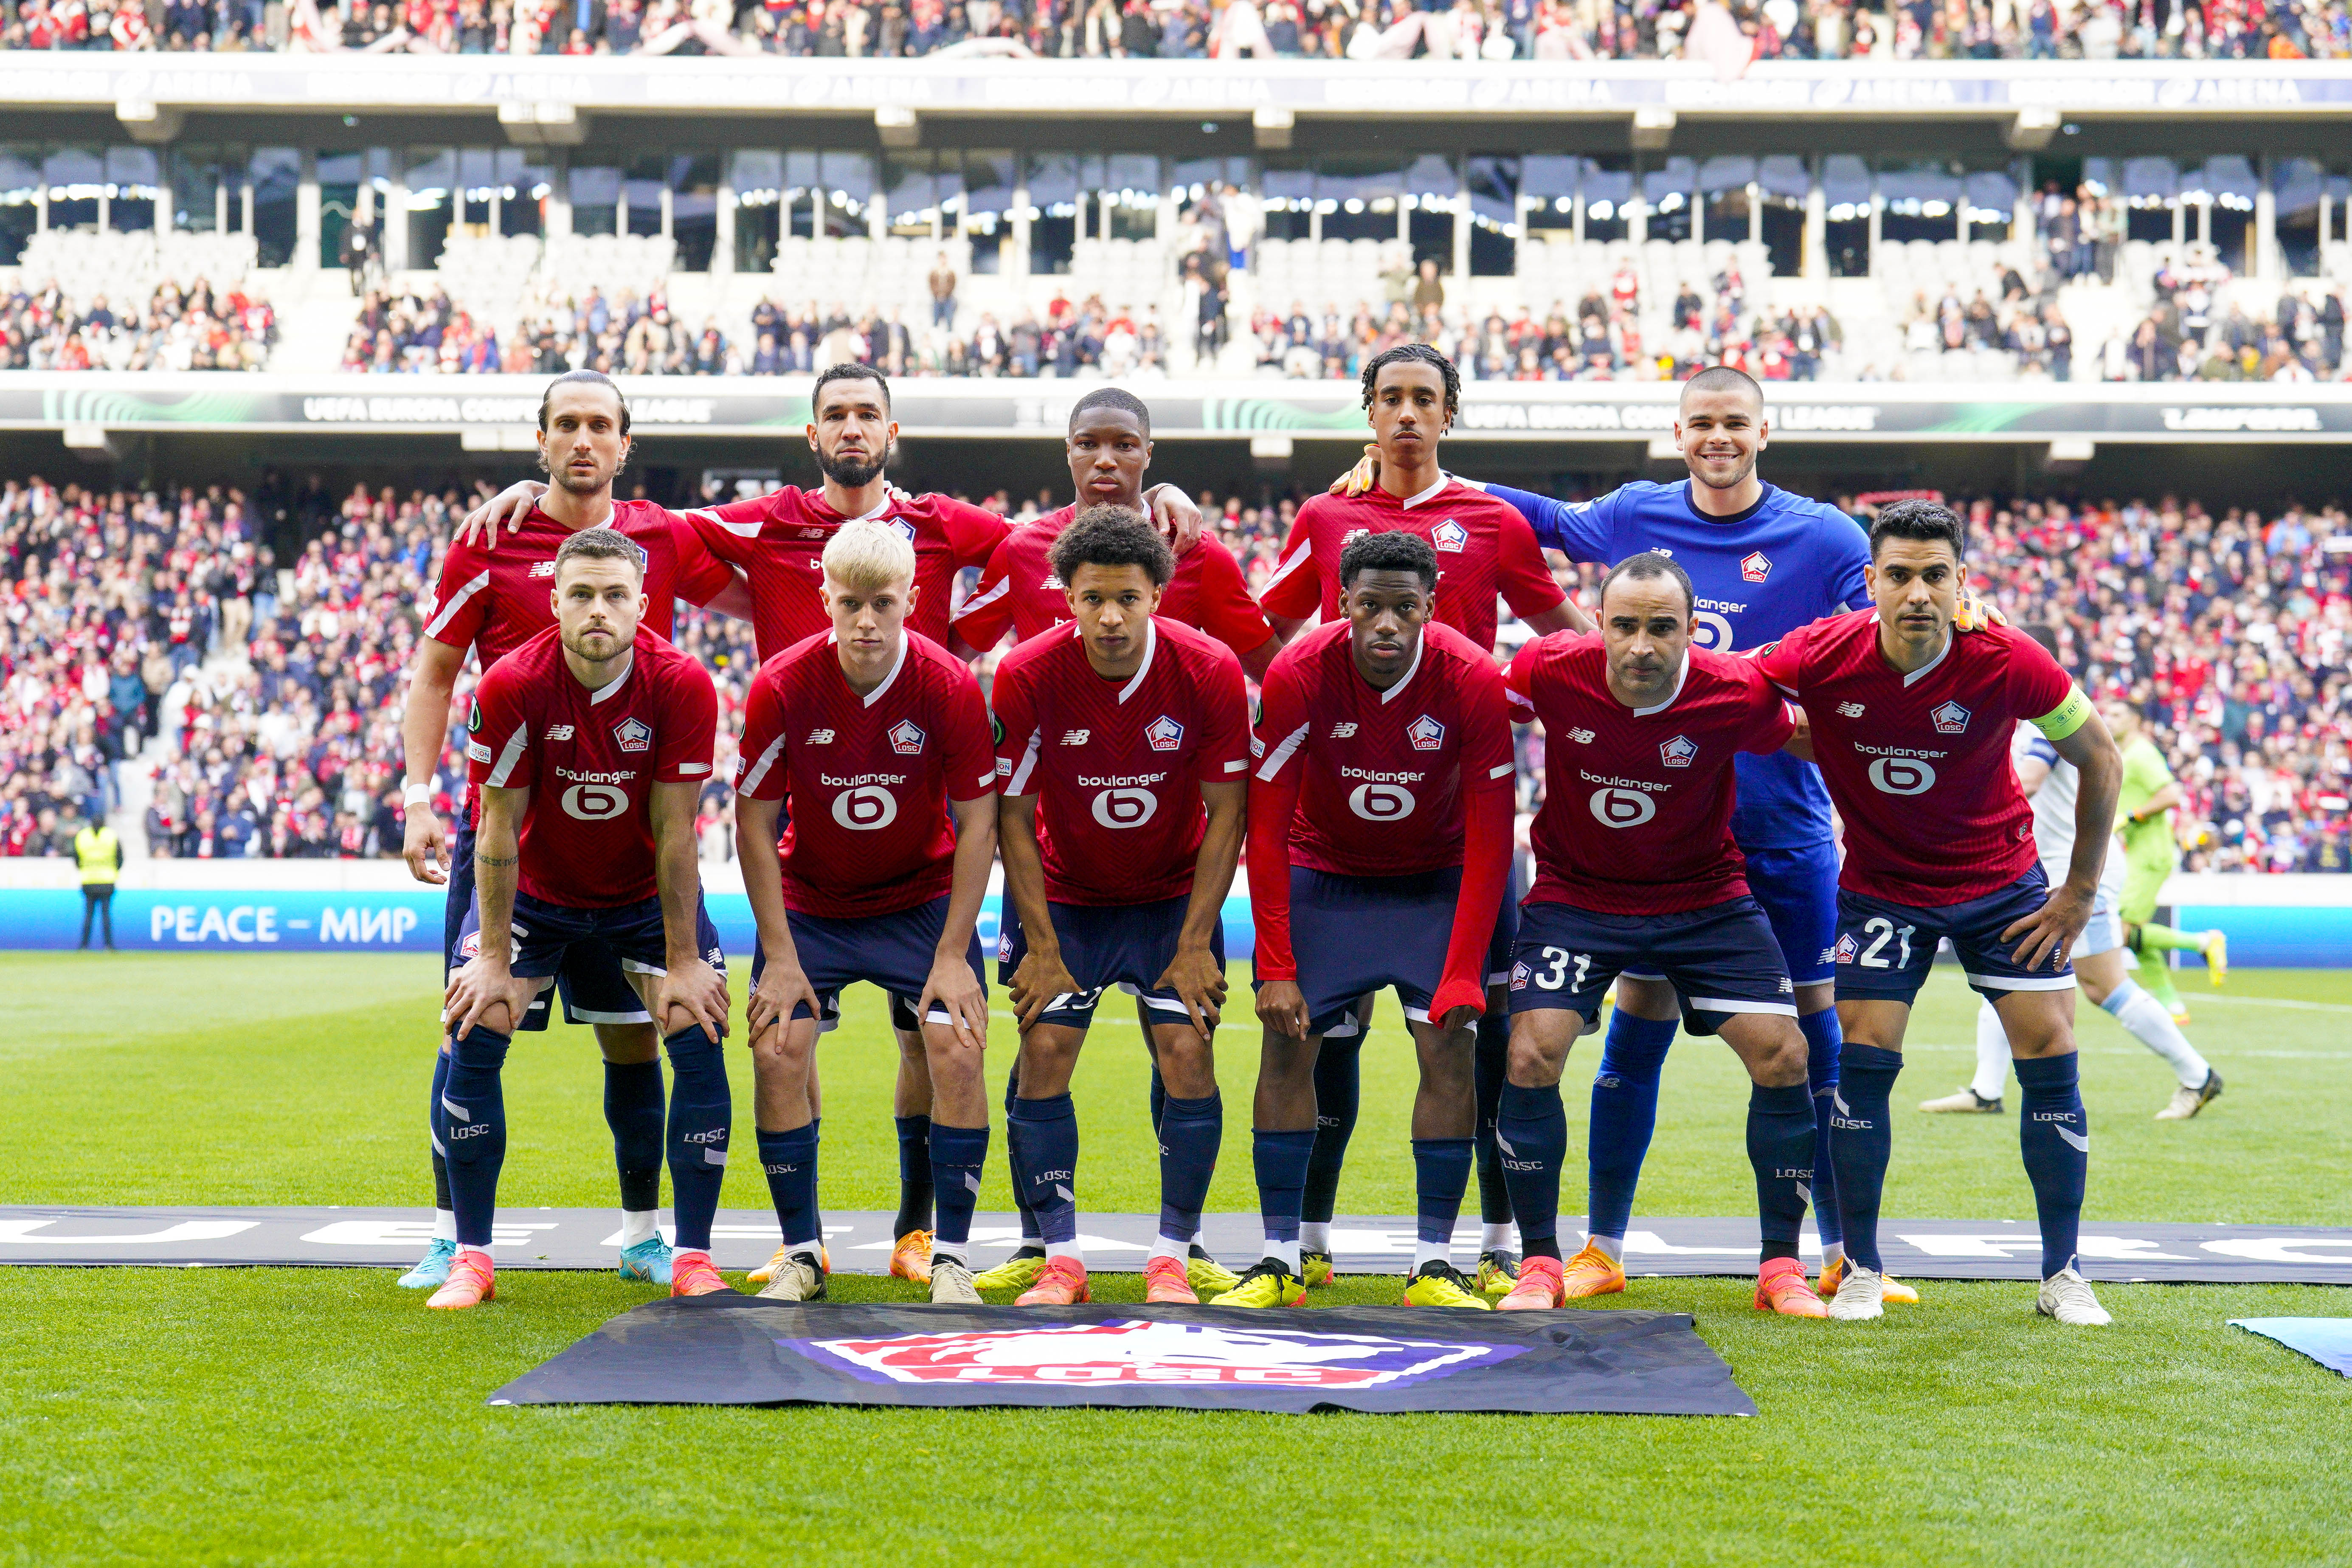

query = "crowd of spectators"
(0, 464), (2341, 878)
(0, 276), (276, 372)
(5, 0), (2345, 62)
(2108, 256), (2351, 382)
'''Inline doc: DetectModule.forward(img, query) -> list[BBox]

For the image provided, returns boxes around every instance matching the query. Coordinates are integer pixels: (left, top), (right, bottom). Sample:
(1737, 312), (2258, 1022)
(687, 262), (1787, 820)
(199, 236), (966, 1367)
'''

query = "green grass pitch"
(3, 953), (2349, 1565)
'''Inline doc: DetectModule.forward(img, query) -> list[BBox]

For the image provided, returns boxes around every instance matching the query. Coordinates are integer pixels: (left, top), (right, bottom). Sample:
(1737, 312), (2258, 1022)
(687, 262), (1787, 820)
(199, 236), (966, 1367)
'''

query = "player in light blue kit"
(1335, 365), (1920, 1301)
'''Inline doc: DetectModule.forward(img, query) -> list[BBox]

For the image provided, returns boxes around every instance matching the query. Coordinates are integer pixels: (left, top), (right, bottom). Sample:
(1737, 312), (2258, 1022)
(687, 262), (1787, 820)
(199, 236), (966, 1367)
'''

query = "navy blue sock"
(756, 1124), (821, 1250)
(1007, 1092), (1079, 1246)
(1496, 1082), (1569, 1259)
(927, 1122), (987, 1260)
(892, 1114), (934, 1238)
(1472, 1010), (1514, 1226)
(1148, 1060), (1167, 1132)
(1156, 1092), (1223, 1244)
(1587, 1011), (1676, 1241)
(1252, 1128), (1317, 1248)
(1747, 1081), (1816, 1265)
(2014, 1053), (2089, 1279)
(438, 1025), (510, 1249)
(603, 1058), (665, 1215)
(1412, 1136), (1474, 1250)
(1829, 1042), (1903, 1274)
(1301, 1039), (1361, 1224)
(661, 1028), (731, 1253)
(1003, 1062), (1040, 1245)
(429, 1047), (454, 1212)
(1799, 1008), (1844, 1250)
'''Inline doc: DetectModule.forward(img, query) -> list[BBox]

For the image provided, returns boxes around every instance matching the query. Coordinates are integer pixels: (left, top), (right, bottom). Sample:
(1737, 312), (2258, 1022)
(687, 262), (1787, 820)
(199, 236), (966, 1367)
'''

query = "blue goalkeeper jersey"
(1485, 478), (1870, 850)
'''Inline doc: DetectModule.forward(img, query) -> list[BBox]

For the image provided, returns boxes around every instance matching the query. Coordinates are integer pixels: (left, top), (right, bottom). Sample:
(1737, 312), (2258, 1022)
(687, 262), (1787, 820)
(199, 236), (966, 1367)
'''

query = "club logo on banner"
(785, 1319), (1524, 1388)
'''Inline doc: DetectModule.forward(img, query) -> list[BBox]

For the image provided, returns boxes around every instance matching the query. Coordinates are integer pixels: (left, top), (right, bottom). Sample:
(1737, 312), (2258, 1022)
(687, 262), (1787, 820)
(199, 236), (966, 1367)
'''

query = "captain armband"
(2031, 685), (2093, 742)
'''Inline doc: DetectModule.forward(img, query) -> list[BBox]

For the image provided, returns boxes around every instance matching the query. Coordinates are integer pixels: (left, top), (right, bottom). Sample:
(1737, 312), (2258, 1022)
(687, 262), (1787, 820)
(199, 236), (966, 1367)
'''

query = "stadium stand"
(1, 470), (2341, 877)
(1, 0), (2346, 61)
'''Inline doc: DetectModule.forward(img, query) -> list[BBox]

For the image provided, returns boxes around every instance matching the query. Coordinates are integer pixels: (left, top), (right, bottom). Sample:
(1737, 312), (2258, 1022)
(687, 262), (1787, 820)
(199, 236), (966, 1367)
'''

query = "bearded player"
(953, 386), (1280, 1297)
(1260, 342), (1587, 1294)
(432, 527), (732, 1309)
(1756, 499), (2122, 1326)
(399, 370), (742, 1293)
(461, 366), (1204, 1289)
(1216, 531), (1514, 1310)
(1493, 552), (1826, 1319)
(729, 521), (999, 1306)
(990, 508), (1251, 1307)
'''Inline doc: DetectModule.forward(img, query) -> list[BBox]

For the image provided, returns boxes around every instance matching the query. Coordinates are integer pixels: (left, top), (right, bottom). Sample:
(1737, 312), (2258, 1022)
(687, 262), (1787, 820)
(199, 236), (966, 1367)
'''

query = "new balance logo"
(1330, 722), (1359, 739)
(1837, 702), (1865, 718)
(1062, 729), (1091, 745)
(807, 729), (836, 744)
(1041, 572), (1066, 590)
(544, 724), (574, 741)
(1566, 728), (1595, 744)
(528, 560), (557, 577)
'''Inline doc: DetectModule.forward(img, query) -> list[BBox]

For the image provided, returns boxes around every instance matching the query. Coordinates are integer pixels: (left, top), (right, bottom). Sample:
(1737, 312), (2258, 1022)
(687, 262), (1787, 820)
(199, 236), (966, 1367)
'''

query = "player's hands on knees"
(661, 957), (731, 1044)
(1328, 445), (1380, 497)
(1158, 943), (1227, 1038)
(1008, 948), (1081, 1032)
(919, 951), (990, 1048)
(2003, 882), (2093, 972)
(1435, 1002), (1483, 1034)
(1256, 979), (1310, 1040)
(445, 960), (527, 1037)
(455, 480), (548, 548)
(402, 809), (447, 886)
(1147, 484), (1205, 556)
(746, 958), (816, 1045)
(1954, 590), (2007, 633)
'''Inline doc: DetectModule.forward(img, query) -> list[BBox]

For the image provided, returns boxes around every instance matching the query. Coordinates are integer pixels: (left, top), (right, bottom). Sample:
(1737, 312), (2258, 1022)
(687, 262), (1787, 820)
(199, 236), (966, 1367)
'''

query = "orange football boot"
(1015, 1256), (1092, 1306)
(1144, 1256), (1199, 1303)
(1496, 1254), (1566, 1311)
(890, 1230), (934, 1286)
(425, 1250), (495, 1310)
(1558, 1239), (1627, 1298)
(1755, 1256), (1829, 1317)
(670, 1251), (732, 1297)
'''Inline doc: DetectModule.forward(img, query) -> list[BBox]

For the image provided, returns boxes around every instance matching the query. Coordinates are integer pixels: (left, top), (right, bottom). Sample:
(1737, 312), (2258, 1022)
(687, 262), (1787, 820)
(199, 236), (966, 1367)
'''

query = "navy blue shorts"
(1273, 866), (1463, 1039)
(1507, 896), (1797, 1025)
(1833, 867), (2074, 1005)
(456, 887), (726, 1033)
(751, 895), (986, 1034)
(996, 892), (1226, 1032)
(447, 823), (659, 1031)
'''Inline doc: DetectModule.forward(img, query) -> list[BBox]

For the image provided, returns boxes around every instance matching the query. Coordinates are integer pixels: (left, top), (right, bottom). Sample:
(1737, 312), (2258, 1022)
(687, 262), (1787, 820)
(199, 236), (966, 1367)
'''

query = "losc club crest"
(1660, 734), (1697, 768)
(1834, 933), (1859, 964)
(1407, 715), (1446, 751)
(785, 1319), (1523, 1389)
(613, 717), (653, 753)
(1145, 715), (1184, 752)
(1930, 701), (1971, 734)
(886, 518), (918, 544)
(1431, 519), (1468, 553)
(1741, 551), (1772, 583)
(888, 720), (926, 755)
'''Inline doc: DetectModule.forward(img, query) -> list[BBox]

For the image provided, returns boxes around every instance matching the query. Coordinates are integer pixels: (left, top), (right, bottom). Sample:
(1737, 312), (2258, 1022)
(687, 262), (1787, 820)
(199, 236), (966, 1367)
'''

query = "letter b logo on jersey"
(562, 783), (629, 821)
(1868, 757), (1937, 795)
(1348, 781), (1415, 821)
(832, 785), (899, 830)
(1092, 787), (1159, 829)
(1588, 786), (1656, 828)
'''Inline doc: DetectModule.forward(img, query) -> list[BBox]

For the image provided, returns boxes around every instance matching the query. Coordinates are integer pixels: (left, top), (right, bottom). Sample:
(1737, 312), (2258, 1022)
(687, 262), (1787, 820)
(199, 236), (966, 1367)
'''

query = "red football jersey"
(1506, 634), (1795, 915)
(678, 487), (1008, 659)
(1258, 475), (1566, 654)
(422, 498), (732, 664)
(733, 630), (997, 919)
(950, 504), (1275, 659)
(1753, 614), (2076, 906)
(990, 616), (1252, 906)
(466, 627), (719, 909)
(1251, 618), (1515, 877)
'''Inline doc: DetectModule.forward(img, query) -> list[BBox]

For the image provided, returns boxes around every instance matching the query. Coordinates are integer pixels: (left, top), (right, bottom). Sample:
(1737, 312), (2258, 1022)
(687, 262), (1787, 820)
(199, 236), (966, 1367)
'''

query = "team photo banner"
(488, 1295), (1758, 1416)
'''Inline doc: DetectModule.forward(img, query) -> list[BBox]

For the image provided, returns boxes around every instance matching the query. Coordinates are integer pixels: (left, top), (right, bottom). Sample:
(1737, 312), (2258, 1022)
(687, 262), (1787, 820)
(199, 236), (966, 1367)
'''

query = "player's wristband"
(403, 780), (434, 809)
